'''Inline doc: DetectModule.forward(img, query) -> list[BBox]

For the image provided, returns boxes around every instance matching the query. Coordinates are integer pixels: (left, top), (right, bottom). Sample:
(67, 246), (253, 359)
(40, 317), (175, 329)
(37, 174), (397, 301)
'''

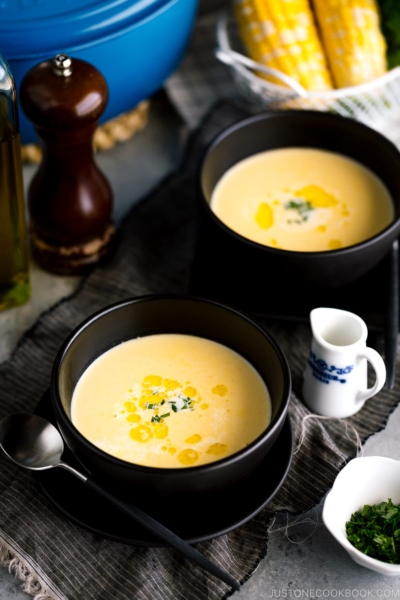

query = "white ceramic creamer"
(302, 307), (386, 418)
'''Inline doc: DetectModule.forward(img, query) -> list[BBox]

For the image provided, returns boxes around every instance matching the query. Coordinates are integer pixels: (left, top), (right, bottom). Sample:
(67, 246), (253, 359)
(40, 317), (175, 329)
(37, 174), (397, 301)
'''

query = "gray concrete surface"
(1, 90), (400, 599)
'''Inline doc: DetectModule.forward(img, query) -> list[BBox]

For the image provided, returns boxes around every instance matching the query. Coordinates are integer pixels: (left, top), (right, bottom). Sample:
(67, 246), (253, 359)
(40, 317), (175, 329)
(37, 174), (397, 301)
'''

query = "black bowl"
(51, 294), (291, 498)
(197, 111), (400, 290)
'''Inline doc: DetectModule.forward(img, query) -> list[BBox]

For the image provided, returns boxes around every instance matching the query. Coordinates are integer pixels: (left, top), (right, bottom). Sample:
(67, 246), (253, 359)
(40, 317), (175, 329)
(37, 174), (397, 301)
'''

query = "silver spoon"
(0, 413), (240, 591)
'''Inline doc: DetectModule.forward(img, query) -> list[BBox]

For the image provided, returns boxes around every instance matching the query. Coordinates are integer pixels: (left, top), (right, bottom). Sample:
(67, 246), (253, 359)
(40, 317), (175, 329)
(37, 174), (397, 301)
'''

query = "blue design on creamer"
(308, 350), (354, 385)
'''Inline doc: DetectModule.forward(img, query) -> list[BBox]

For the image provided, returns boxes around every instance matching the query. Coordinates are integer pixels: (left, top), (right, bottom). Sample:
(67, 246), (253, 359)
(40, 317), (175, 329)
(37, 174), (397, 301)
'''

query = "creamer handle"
(356, 347), (386, 404)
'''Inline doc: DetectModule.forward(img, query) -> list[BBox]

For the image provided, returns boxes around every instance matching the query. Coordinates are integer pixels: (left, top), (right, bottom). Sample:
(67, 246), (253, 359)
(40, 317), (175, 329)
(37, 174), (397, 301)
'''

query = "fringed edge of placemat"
(238, 517), (271, 588)
(21, 100), (150, 164)
(0, 539), (54, 600)
(222, 514), (273, 600)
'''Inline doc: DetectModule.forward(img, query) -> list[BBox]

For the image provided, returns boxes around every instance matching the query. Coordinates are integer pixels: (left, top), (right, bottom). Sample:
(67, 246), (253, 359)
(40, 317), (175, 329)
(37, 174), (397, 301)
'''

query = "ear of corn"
(312, 0), (387, 87)
(234, 0), (333, 91)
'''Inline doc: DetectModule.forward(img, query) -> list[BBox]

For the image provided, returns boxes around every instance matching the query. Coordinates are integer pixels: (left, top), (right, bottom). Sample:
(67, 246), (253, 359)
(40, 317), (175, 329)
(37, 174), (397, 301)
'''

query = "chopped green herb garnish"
(346, 499), (400, 563)
(146, 402), (157, 410)
(161, 396), (195, 414)
(284, 199), (313, 223)
(160, 399), (165, 405)
(151, 415), (161, 423)
(160, 413), (170, 419)
(183, 397), (194, 411)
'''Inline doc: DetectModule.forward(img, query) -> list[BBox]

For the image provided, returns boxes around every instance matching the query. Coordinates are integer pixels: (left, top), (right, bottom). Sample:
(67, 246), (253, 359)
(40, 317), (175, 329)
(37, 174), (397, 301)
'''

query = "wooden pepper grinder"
(20, 54), (115, 275)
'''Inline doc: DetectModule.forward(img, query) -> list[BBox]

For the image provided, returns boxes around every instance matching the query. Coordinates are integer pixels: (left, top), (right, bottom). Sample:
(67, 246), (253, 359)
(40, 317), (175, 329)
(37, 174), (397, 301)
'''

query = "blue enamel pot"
(0, 0), (198, 144)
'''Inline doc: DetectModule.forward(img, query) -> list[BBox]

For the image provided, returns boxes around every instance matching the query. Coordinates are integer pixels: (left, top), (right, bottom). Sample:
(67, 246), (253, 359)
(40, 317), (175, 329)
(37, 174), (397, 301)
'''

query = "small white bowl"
(322, 456), (400, 576)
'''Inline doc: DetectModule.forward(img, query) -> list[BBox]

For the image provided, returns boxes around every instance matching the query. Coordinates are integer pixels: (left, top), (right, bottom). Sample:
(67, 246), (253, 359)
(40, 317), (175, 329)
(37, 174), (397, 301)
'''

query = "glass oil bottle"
(0, 52), (30, 311)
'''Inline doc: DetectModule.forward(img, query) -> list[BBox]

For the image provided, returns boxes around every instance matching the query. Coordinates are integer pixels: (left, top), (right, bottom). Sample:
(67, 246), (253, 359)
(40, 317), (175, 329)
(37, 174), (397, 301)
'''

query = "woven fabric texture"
(0, 102), (399, 600)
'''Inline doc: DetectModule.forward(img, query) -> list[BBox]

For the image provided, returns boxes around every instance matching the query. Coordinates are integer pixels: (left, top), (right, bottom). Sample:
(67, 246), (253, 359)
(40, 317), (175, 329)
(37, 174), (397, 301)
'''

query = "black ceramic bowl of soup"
(194, 111), (400, 301)
(51, 294), (291, 498)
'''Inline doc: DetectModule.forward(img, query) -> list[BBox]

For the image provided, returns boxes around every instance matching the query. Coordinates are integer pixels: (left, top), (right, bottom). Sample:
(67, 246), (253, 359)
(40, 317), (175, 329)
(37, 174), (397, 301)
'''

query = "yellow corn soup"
(210, 148), (394, 252)
(71, 334), (272, 468)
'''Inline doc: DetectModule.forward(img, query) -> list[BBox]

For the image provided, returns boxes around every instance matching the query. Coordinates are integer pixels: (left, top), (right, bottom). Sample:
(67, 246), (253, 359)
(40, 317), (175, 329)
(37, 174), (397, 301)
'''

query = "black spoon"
(0, 413), (240, 592)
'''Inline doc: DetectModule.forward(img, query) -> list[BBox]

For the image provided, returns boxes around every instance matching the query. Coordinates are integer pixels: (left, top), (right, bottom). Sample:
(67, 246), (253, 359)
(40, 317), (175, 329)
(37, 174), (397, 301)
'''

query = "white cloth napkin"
(165, 9), (239, 129)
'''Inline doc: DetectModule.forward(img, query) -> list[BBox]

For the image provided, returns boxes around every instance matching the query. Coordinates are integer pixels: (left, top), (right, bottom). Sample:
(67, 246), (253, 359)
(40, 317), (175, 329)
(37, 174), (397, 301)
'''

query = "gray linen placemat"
(0, 101), (399, 600)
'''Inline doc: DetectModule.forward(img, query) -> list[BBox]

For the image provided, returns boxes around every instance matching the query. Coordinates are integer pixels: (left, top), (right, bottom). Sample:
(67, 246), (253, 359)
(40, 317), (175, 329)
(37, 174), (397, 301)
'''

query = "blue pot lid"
(0, 0), (172, 59)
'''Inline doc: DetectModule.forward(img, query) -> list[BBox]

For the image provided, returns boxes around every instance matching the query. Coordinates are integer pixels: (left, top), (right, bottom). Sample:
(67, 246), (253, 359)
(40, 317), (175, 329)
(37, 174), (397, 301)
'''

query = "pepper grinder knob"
(20, 53), (115, 275)
(52, 54), (73, 77)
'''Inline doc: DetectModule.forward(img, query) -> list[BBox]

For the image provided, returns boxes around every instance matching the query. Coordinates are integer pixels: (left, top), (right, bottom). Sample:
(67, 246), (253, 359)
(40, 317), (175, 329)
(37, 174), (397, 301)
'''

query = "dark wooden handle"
(384, 239), (399, 389)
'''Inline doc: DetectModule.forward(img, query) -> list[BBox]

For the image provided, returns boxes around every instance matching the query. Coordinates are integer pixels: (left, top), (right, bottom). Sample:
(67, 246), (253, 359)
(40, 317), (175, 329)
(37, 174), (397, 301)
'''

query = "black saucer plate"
(33, 390), (293, 547)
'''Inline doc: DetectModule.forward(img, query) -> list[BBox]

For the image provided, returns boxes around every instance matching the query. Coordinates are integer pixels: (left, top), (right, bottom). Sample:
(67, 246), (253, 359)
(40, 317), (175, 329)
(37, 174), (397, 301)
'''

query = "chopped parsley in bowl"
(322, 456), (400, 575)
(346, 499), (400, 564)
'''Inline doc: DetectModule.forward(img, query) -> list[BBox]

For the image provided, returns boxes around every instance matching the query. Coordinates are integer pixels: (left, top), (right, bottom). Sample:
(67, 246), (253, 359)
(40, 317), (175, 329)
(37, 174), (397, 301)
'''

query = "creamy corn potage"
(71, 334), (271, 468)
(210, 148), (394, 252)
